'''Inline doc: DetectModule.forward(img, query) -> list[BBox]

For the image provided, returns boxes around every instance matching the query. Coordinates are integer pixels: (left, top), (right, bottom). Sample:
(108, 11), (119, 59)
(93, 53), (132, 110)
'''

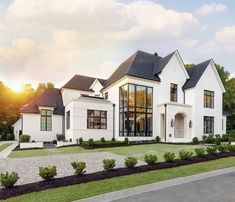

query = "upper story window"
(170, 83), (178, 102)
(87, 110), (107, 129)
(204, 90), (214, 108)
(40, 109), (52, 131)
(66, 111), (70, 129)
(105, 92), (108, 99)
(204, 116), (214, 134)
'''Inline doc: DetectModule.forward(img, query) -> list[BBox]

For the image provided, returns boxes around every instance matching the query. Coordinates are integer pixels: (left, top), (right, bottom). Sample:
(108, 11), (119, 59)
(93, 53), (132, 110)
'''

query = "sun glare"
(9, 82), (23, 93)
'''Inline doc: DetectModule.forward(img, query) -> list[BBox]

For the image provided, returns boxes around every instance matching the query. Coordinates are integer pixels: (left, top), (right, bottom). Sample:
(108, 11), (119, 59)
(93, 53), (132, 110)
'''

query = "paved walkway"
(0, 152), (131, 185)
(0, 141), (18, 158)
(78, 166), (235, 202)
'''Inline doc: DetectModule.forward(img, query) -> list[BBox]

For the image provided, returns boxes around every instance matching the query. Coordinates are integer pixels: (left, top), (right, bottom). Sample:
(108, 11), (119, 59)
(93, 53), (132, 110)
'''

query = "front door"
(175, 113), (184, 138)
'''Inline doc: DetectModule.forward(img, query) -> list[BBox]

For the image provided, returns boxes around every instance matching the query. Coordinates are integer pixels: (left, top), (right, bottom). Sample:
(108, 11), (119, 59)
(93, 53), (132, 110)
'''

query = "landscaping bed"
(1, 151), (235, 200)
(80, 140), (157, 149)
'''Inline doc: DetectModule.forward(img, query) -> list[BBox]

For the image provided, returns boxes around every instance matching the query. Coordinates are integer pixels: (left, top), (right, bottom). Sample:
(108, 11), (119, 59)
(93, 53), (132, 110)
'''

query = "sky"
(0, 0), (234, 91)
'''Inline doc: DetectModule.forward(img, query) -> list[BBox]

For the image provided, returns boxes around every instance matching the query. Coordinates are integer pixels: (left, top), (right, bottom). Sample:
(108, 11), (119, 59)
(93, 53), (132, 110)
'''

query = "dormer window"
(40, 109), (52, 131)
(170, 83), (178, 102)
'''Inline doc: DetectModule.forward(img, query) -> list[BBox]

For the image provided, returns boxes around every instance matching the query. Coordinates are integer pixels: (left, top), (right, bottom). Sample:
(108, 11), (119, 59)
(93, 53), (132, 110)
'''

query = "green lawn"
(2, 157), (235, 202)
(9, 143), (204, 161)
(0, 143), (11, 152)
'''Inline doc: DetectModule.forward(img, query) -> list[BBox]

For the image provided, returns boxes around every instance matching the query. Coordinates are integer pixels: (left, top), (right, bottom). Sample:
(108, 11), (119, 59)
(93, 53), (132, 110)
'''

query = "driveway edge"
(77, 166), (235, 202)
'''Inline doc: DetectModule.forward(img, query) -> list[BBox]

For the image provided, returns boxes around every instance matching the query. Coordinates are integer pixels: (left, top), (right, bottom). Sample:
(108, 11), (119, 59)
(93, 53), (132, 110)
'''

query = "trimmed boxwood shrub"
(144, 154), (158, 165)
(179, 150), (193, 160)
(156, 136), (160, 143)
(39, 166), (57, 181)
(206, 134), (215, 144)
(6, 133), (14, 141)
(192, 137), (198, 144)
(79, 137), (83, 144)
(56, 134), (65, 141)
(88, 139), (94, 147)
(19, 135), (30, 143)
(195, 148), (206, 157)
(100, 137), (105, 143)
(227, 144), (235, 152)
(202, 135), (207, 143)
(0, 172), (19, 188)
(125, 157), (137, 168)
(71, 161), (86, 176)
(163, 152), (175, 162)
(206, 146), (217, 155)
(124, 138), (129, 144)
(103, 159), (116, 171)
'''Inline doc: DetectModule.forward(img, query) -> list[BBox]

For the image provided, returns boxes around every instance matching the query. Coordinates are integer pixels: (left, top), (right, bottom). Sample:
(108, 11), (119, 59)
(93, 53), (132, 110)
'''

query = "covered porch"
(158, 102), (193, 143)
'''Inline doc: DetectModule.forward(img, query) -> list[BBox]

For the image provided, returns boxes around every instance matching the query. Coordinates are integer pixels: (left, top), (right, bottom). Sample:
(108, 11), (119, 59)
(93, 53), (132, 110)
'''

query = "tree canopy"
(0, 82), (54, 139)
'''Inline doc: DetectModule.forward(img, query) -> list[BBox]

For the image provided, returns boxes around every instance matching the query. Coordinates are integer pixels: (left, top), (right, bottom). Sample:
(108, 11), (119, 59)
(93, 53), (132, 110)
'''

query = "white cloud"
(178, 38), (198, 48)
(201, 26), (235, 54)
(195, 3), (227, 16)
(0, 0), (201, 85)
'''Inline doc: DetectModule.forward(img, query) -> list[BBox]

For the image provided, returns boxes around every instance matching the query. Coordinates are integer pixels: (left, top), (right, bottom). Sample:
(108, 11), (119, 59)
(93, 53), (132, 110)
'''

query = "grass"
(9, 143), (204, 161)
(0, 143), (11, 152)
(2, 157), (235, 202)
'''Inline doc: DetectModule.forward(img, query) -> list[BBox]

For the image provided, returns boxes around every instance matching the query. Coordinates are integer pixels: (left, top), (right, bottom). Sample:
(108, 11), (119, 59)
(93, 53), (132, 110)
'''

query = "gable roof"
(21, 88), (64, 115)
(104, 50), (162, 88)
(62, 75), (106, 91)
(153, 51), (176, 74)
(182, 59), (212, 90)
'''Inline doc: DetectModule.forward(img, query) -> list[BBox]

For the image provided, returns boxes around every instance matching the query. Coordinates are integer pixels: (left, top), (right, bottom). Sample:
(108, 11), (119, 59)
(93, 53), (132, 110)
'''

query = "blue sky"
(0, 0), (234, 91)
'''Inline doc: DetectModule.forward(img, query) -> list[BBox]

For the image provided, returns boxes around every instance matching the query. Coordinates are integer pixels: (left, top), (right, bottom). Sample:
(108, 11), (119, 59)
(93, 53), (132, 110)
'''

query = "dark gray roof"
(183, 59), (212, 90)
(154, 51), (176, 74)
(21, 88), (64, 115)
(63, 75), (106, 91)
(104, 50), (163, 88)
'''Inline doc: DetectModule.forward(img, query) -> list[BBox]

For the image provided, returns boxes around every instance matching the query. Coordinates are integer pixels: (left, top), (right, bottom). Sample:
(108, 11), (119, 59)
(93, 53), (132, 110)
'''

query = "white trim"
(174, 50), (190, 79)
(89, 79), (103, 90)
(209, 60), (226, 93)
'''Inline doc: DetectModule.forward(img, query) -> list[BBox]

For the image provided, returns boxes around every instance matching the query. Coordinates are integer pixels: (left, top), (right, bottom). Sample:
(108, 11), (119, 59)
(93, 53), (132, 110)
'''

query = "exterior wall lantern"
(189, 120), (192, 128)
(171, 119), (174, 127)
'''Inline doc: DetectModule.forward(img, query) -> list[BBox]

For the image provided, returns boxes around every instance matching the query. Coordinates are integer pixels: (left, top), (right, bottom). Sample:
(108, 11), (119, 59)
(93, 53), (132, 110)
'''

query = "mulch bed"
(1, 152), (235, 200)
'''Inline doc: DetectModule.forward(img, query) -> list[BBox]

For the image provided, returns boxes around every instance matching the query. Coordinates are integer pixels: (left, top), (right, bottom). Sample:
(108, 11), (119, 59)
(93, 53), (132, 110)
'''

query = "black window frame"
(105, 92), (108, 99)
(170, 83), (178, 102)
(119, 83), (153, 137)
(204, 90), (214, 108)
(204, 116), (214, 134)
(66, 111), (70, 129)
(40, 109), (52, 131)
(87, 110), (107, 129)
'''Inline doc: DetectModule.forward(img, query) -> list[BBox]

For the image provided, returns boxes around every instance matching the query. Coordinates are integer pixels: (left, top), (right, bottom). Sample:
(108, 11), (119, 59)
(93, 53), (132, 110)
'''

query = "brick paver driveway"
(0, 152), (128, 185)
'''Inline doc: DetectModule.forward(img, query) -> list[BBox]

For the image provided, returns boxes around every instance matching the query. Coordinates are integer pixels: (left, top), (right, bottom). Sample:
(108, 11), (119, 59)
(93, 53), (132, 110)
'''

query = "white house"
(13, 50), (227, 143)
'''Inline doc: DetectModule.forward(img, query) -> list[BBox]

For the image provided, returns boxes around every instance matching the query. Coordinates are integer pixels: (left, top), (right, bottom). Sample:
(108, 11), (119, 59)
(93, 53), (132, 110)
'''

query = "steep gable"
(104, 50), (161, 89)
(63, 75), (106, 91)
(183, 59), (225, 92)
(21, 88), (64, 115)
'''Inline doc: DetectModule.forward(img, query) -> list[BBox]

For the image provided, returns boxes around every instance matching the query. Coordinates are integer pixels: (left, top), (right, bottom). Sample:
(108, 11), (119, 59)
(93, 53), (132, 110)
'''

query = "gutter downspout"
(113, 104), (116, 140)
(164, 104), (167, 142)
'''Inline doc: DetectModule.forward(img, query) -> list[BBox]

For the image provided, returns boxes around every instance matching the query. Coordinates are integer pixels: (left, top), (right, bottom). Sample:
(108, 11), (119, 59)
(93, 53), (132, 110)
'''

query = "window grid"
(87, 110), (107, 129)
(40, 109), (52, 131)
(204, 116), (214, 134)
(119, 83), (153, 137)
(170, 83), (178, 102)
(66, 111), (70, 129)
(204, 90), (214, 108)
